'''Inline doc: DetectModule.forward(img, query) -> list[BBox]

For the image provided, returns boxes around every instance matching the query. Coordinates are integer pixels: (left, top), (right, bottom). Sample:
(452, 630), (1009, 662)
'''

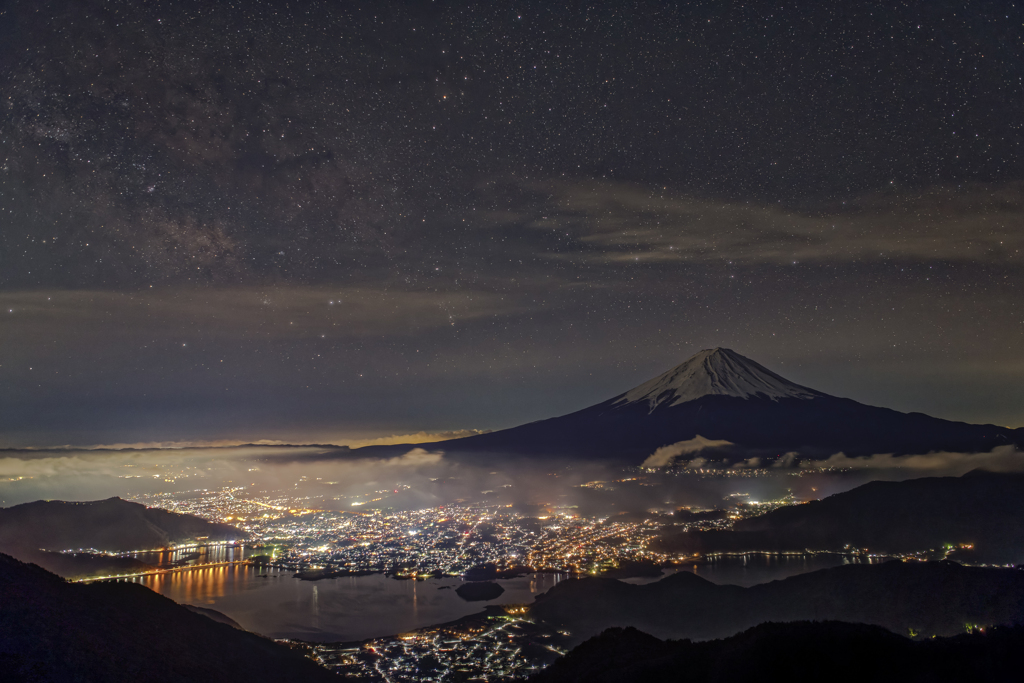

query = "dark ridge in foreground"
(655, 469), (1024, 564)
(529, 560), (1024, 645)
(529, 621), (1024, 683)
(0, 497), (246, 553)
(182, 604), (244, 630)
(0, 553), (337, 683)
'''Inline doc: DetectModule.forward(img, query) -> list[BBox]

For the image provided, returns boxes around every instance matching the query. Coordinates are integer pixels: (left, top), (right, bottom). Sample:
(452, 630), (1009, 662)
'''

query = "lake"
(671, 552), (877, 587)
(128, 566), (570, 641)
(124, 551), (873, 641)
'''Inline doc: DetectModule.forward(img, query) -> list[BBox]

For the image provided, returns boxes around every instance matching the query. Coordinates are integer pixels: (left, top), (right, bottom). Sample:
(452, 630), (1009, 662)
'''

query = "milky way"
(1, 0), (1022, 446)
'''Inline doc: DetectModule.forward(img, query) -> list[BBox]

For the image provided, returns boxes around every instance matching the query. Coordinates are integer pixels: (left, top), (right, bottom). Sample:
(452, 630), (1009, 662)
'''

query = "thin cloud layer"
(523, 180), (1024, 267)
(801, 446), (1024, 475)
(343, 430), (489, 449)
(0, 287), (526, 342)
(642, 436), (733, 468)
(378, 448), (445, 467)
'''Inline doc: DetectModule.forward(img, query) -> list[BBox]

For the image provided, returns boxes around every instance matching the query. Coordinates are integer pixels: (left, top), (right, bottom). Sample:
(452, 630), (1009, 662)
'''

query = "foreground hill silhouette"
(0, 497), (245, 552)
(529, 621), (1024, 683)
(0, 497), (246, 578)
(654, 469), (1024, 564)
(0, 554), (338, 683)
(354, 348), (1023, 462)
(528, 560), (1024, 645)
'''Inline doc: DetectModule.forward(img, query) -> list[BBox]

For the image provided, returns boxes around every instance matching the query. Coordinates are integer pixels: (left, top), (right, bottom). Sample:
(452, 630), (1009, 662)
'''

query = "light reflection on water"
(124, 554), (868, 641)
(621, 553), (878, 588)
(131, 544), (255, 568)
(125, 566), (570, 642)
(140, 563), (253, 604)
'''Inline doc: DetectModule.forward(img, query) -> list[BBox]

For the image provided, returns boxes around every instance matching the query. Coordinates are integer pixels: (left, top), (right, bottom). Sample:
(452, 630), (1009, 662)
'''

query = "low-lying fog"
(2, 443), (1020, 514)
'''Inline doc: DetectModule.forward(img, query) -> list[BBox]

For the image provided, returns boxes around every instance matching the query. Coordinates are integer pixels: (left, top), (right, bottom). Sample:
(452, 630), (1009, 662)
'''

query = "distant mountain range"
(356, 348), (1023, 463)
(529, 622), (1024, 683)
(528, 560), (1024, 645)
(654, 469), (1024, 564)
(0, 497), (245, 578)
(0, 553), (337, 683)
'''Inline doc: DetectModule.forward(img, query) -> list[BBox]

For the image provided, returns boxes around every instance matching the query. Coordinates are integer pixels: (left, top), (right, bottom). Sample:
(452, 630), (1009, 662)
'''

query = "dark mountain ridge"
(529, 621), (1024, 683)
(0, 497), (246, 578)
(0, 553), (338, 683)
(0, 497), (245, 552)
(654, 469), (1024, 564)
(354, 348), (1023, 463)
(528, 559), (1024, 645)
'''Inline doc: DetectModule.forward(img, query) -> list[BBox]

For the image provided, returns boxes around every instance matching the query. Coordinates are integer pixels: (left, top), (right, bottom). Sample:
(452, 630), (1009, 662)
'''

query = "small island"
(455, 581), (505, 602)
(464, 562), (532, 581)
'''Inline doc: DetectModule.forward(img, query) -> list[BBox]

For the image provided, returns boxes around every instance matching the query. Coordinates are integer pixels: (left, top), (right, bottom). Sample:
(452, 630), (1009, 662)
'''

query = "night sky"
(2, 0), (1022, 448)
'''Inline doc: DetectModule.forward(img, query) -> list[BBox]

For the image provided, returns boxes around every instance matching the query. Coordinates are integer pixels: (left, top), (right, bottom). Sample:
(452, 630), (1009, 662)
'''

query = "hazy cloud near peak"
(642, 436), (733, 468)
(379, 448), (445, 467)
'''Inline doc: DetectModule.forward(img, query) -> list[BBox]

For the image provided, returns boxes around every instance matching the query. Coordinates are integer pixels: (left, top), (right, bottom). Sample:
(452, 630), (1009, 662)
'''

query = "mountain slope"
(528, 560), (1024, 645)
(0, 497), (246, 552)
(355, 348), (1022, 462)
(0, 553), (338, 683)
(615, 347), (824, 408)
(529, 622), (1024, 683)
(654, 469), (1024, 563)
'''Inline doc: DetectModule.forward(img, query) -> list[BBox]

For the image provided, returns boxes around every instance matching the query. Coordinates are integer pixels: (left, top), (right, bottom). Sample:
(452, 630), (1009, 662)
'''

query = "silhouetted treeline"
(529, 621), (1024, 683)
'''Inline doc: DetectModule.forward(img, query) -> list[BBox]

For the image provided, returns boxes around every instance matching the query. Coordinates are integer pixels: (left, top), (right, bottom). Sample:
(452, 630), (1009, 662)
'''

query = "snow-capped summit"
(614, 347), (824, 411)
(352, 346), (1022, 462)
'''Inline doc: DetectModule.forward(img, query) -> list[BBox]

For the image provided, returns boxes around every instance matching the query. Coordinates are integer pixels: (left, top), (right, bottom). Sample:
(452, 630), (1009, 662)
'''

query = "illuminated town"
(126, 469), (800, 580)
(44, 471), (985, 682)
(309, 608), (571, 682)
(133, 489), (663, 577)
(101, 475), (817, 680)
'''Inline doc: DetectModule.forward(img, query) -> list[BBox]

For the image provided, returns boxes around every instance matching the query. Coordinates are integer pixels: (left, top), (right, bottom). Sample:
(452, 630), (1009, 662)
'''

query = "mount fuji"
(357, 348), (1022, 464)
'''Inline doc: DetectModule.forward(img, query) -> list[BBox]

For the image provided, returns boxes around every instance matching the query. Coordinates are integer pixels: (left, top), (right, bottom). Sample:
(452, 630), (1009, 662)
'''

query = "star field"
(1, 0), (1022, 446)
